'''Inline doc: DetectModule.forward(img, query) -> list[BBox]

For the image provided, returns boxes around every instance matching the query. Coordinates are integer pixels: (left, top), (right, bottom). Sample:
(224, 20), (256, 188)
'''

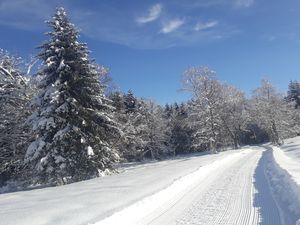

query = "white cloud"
(0, 0), (57, 30)
(234, 0), (254, 8)
(170, 0), (255, 9)
(160, 19), (184, 34)
(0, 0), (238, 49)
(0, 0), (50, 18)
(136, 3), (162, 24)
(172, 0), (225, 9)
(194, 21), (218, 31)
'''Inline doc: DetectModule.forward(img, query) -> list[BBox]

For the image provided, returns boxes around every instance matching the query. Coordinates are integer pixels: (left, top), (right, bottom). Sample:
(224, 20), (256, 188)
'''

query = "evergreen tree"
(110, 90), (145, 161)
(140, 100), (170, 159)
(166, 102), (193, 155)
(286, 80), (300, 108)
(285, 81), (300, 137)
(164, 103), (173, 118)
(110, 91), (125, 112)
(124, 90), (136, 112)
(26, 8), (120, 185)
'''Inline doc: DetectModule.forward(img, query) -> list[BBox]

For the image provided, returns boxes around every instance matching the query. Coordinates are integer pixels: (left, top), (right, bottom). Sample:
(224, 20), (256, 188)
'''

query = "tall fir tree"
(120, 93), (147, 161)
(286, 80), (300, 108)
(140, 100), (170, 159)
(26, 8), (120, 185)
(285, 80), (300, 136)
(165, 102), (193, 155)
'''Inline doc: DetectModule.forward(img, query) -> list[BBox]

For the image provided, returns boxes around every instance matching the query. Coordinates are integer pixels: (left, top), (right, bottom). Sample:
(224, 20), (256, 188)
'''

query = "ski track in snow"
(174, 148), (281, 225)
(95, 147), (285, 225)
(2, 146), (298, 225)
(0, 149), (248, 225)
(175, 150), (261, 225)
(144, 148), (281, 225)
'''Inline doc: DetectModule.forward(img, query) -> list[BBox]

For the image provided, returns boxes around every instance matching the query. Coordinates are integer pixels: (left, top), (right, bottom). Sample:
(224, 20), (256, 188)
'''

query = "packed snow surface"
(1, 143), (300, 225)
(0, 150), (246, 225)
(95, 147), (282, 225)
(267, 137), (300, 225)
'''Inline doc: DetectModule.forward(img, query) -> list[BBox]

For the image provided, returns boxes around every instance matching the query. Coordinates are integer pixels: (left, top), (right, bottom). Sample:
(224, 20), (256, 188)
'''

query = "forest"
(1, 8), (300, 190)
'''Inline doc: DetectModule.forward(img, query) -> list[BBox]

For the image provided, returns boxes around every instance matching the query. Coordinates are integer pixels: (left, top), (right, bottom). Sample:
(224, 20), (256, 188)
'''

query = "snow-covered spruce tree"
(140, 100), (170, 159)
(285, 80), (300, 136)
(0, 49), (33, 186)
(110, 90), (144, 161)
(120, 91), (149, 161)
(110, 91), (170, 161)
(286, 80), (300, 109)
(26, 8), (120, 185)
(164, 102), (193, 155)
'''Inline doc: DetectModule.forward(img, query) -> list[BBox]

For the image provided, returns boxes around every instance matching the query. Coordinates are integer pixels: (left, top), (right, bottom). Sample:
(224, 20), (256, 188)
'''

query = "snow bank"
(0, 149), (249, 225)
(92, 149), (253, 225)
(267, 139), (300, 225)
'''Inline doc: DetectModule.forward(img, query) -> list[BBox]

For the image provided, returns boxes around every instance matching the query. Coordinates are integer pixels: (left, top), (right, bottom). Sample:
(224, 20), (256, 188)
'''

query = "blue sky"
(1, 0), (300, 104)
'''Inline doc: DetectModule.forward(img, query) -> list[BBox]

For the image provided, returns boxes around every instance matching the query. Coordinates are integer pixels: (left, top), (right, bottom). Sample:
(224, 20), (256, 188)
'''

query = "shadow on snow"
(253, 147), (282, 225)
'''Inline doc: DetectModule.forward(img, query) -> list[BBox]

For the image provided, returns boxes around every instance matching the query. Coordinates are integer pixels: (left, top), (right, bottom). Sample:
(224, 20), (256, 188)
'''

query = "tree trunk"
(233, 133), (240, 149)
(150, 149), (155, 160)
(271, 121), (280, 145)
(210, 139), (216, 154)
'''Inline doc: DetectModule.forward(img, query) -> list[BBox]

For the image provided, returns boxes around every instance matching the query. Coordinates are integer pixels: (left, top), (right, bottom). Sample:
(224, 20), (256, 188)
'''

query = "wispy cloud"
(194, 21), (218, 31)
(170, 0), (255, 10)
(0, 0), (52, 30)
(234, 0), (255, 8)
(0, 0), (240, 49)
(0, 0), (50, 18)
(160, 19), (184, 34)
(136, 3), (162, 24)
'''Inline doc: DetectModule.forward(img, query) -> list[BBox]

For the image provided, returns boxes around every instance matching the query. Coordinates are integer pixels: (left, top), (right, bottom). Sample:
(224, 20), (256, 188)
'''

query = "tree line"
(1, 8), (299, 190)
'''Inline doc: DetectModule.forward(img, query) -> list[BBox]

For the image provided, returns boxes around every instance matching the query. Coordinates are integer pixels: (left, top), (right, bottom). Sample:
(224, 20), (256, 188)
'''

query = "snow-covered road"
(97, 147), (284, 225)
(1, 146), (298, 225)
(0, 149), (251, 225)
(147, 147), (281, 225)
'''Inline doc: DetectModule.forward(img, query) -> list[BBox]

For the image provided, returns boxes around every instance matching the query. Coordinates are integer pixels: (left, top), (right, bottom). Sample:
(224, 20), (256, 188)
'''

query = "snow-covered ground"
(0, 149), (247, 225)
(96, 147), (281, 225)
(266, 136), (300, 225)
(1, 142), (300, 225)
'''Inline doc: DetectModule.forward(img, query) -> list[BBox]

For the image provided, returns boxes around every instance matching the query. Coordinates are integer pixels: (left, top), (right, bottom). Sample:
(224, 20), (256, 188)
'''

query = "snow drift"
(266, 138), (300, 225)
